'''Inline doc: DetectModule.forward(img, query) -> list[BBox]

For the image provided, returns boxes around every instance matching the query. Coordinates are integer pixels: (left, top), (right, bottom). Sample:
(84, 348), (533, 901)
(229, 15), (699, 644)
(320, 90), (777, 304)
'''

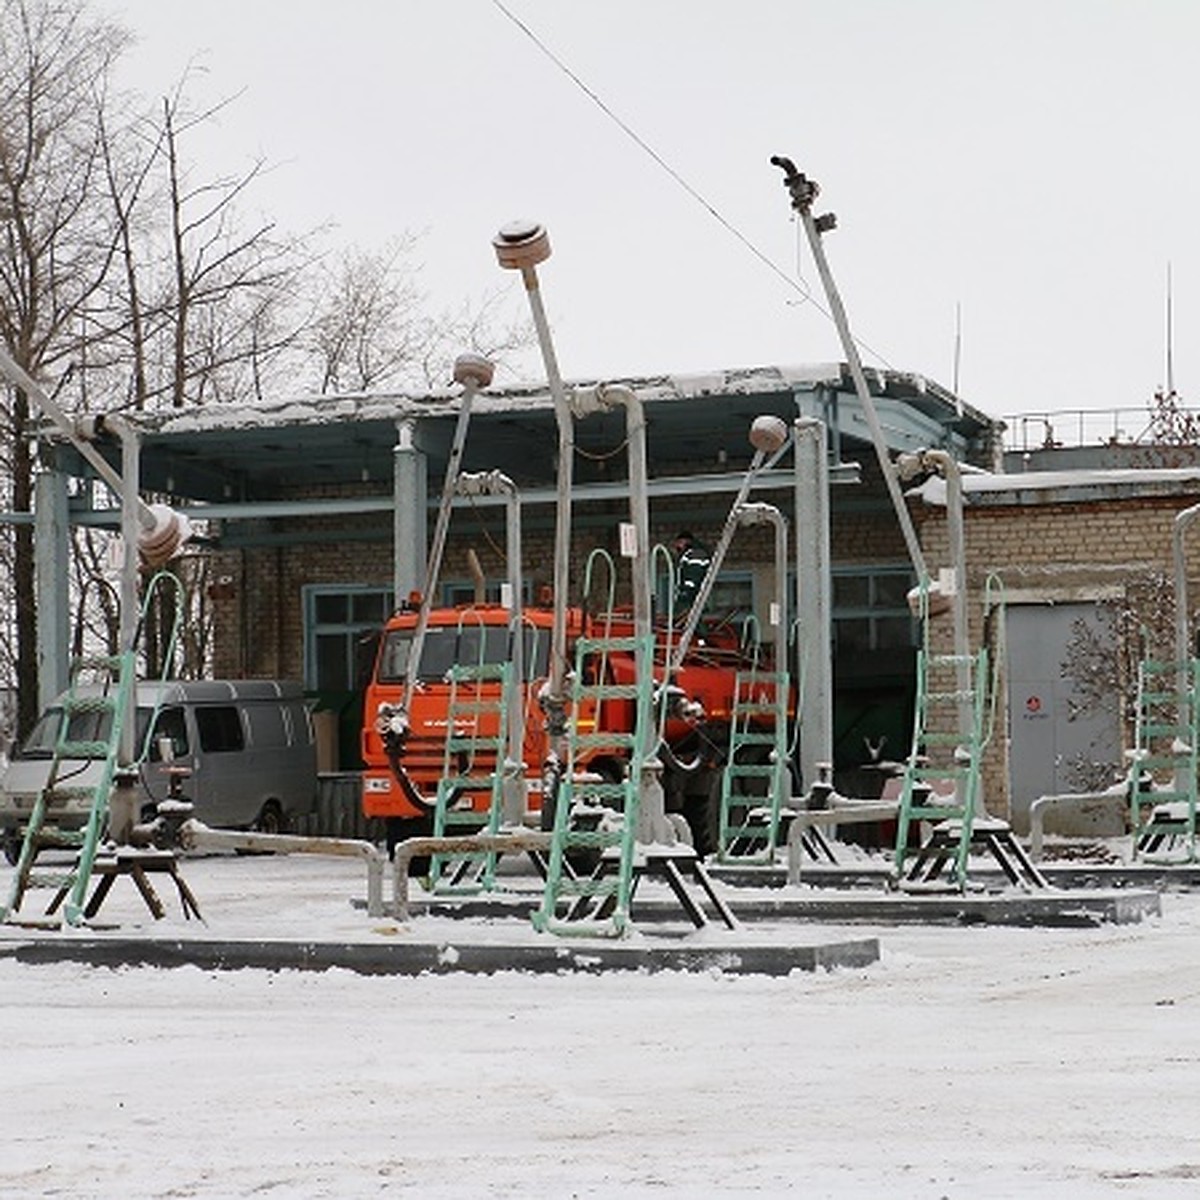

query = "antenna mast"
(1167, 262), (1175, 397)
(952, 301), (962, 399)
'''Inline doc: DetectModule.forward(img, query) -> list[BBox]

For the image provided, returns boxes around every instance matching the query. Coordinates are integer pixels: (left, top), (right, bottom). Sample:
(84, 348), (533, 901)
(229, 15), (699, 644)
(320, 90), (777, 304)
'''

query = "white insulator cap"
(906, 582), (954, 619)
(749, 414), (789, 454)
(138, 503), (191, 568)
(453, 353), (495, 389)
(493, 220), (551, 270)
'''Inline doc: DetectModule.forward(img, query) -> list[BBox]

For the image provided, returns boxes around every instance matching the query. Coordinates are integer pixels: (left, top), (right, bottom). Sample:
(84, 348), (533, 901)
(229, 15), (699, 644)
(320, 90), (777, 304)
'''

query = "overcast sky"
(103, 1), (1200, 430)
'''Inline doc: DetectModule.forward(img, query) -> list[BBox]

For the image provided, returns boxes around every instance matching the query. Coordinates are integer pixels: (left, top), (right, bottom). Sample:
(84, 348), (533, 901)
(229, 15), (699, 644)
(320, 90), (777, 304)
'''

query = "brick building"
(51, 364), (1200, 835)
(911, 453), (1200, 832)
(37, 362), (994, 792)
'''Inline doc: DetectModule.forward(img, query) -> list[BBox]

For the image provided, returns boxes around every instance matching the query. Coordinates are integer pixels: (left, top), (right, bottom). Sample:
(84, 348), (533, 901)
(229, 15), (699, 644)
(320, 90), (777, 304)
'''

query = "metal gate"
(1005, 601), (1124, 834)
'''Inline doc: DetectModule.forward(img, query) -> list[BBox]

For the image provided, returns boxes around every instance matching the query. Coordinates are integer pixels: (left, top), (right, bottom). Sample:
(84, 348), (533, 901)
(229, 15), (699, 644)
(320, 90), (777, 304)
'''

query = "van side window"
(194, 705), (245, 753)
(244, 703), (287, 749)
(147, 707), (190, 761)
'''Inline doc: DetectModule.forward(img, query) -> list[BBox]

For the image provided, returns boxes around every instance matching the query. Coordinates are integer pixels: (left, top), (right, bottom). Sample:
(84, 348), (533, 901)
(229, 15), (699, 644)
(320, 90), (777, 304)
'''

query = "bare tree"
(150, 86), (311, 409)
(0, 0), (131, 736)
(1060, 571), (1179, 789)
(305, 241), (532, 393)
(0, 5), (532, 726)
(306, 239), (424, 393)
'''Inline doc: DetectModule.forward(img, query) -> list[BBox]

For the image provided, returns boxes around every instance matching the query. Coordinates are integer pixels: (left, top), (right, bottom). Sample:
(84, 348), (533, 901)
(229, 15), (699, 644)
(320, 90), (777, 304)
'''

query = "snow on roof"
(914, 465), (1200, 506)
(136, 362), (979, 438)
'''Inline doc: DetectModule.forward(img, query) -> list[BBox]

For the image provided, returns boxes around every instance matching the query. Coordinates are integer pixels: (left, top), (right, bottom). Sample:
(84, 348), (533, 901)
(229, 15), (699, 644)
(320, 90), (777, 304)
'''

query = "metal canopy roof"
(49, 362), (995, 507)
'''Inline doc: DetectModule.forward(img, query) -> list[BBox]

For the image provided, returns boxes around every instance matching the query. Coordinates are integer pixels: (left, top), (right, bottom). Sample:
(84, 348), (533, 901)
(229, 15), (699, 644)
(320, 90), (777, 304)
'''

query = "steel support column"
(794, 417), (834, 791)
(33, 464), (71, 710)
(392, 418), (427, 606)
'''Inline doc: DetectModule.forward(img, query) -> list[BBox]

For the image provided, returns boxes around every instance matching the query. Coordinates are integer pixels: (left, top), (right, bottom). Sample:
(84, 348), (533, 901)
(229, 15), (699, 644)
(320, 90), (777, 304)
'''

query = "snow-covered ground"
(2, 851), (1200, 1198)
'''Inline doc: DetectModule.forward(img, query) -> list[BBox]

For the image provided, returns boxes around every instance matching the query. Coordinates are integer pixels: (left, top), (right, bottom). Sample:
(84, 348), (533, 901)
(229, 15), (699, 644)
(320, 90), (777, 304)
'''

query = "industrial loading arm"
(374, 353), (495, 807)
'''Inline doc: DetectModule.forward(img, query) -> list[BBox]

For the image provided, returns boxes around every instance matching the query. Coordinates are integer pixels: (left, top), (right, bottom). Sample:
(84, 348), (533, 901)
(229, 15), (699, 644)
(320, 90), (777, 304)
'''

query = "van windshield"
(19, 705), (160, 761)
(378, 623), (550, 684)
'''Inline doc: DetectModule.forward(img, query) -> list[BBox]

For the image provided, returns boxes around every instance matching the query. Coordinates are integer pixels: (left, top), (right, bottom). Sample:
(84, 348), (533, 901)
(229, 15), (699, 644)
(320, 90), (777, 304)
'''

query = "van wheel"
(255, 801), (287, 836)
(3, 833), (19, 866)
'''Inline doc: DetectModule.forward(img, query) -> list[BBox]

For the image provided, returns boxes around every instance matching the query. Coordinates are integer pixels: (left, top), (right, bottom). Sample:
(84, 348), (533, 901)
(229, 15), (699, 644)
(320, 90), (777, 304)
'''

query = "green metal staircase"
(426, 660), (514, 892)
(893, 648), (988, 889)
(532, 633), (648, 937)
(717, 667), (790, 864)
(2, 651), (134, 926)
(1130, 657), (1200, 863)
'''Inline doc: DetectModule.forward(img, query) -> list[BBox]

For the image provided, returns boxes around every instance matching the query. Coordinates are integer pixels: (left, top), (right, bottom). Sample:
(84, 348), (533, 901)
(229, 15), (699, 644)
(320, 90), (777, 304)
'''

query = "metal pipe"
(793, 417), (833, 788)
(114, 421), (141, 838)
(572, 384), (653, 649)
(1173, 502), (1200, 672)
(1027, 790), (1126, 862)
(401, 354), (494, 717)
(0, 355), (190, 562)
(1170, 502), (1200, 795)
(735, 501), (787, 654)
(573, 382), (675, 840)
(457, 468), (527, 818)
(785, 799), (900, 884)
(0, 346), (155, 527)
(106, 418), (143, 666)
(921, 449), (971, 728)
(670, 415), (791, 672)
(391, 830), (555, 921)
(922, 451), (969, 663)
(178, 819), (388, 917)
(493, 223), (573, 730)
(601, 385), (653, 642)
(771, 159), (929, 583)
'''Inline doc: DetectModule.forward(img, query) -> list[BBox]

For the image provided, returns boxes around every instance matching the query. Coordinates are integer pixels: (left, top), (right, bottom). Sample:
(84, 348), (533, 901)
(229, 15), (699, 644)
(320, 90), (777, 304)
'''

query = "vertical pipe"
(735, 502), (787, 652)
(34, 464), (70, 709)
(794, 417), (833, 789)
(1170, 502), (1200, 795)
(116, 422), (140, 771)
(453, 468), (527, 822)
(924, 450), (971, 727)
(502, 476), (526, 776)
(1173, 502), (1200, 672)
(596, 385), (655, 757)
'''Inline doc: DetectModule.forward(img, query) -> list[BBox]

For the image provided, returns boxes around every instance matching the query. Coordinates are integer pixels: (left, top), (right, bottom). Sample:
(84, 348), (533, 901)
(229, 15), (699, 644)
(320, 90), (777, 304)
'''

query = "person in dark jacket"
(672, 531), (712, 613)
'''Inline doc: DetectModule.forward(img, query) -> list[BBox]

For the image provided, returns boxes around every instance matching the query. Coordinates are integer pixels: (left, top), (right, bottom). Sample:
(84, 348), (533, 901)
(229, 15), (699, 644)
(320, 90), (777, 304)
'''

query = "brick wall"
(916, 489), (1200, 822)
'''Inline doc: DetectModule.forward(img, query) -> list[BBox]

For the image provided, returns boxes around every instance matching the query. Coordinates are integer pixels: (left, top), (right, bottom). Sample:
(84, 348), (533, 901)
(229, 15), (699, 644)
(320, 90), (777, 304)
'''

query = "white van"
(0, 679), (318, 861)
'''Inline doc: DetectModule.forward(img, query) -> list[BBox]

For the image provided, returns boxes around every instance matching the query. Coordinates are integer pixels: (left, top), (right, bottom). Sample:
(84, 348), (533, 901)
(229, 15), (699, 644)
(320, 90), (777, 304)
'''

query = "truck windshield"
(377, 623), (550, 684)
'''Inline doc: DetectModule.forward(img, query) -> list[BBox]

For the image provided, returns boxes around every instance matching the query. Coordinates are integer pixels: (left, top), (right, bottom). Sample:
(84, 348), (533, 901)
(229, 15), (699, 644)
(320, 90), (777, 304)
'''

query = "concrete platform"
(402, 881), (1161, 929)
(718, 886), (1161, 927)
(0, 933), (880, 977)
(713, 857), (1200, 898)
